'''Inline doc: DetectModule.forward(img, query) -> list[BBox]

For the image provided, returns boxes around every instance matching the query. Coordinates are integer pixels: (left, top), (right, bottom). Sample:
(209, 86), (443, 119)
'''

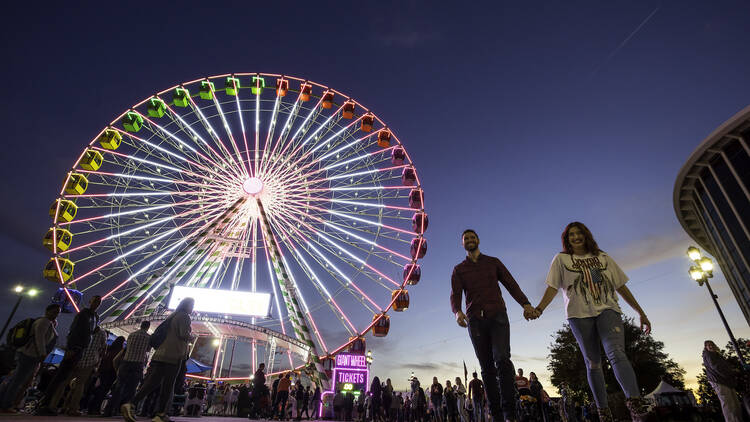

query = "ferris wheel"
(43, 73), (427, 383)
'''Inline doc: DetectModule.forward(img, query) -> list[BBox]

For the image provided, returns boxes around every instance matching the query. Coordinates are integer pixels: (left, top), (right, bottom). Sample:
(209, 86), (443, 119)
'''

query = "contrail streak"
(591, 3), (661, 76)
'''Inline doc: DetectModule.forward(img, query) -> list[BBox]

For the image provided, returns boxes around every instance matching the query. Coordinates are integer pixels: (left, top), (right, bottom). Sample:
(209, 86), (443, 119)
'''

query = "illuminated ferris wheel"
(43, 73), (427, 382)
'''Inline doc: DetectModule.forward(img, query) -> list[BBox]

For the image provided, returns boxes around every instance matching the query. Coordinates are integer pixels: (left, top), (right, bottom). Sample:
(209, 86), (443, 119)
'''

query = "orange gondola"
(361, 114), (374, 132)
(300, 83), (312, 102)
(392, 290), (410, 312)
(372, 314), (390, 337)
(377, 130), (391, 148)
(342, 101), (355, 119)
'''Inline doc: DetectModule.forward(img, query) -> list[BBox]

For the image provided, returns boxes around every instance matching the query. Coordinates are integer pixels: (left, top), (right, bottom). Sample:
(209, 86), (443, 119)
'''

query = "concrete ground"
(0, 416), (314, 422)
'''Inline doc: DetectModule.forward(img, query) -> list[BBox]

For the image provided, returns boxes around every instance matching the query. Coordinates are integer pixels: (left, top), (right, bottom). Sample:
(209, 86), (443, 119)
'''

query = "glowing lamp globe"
(689, 266), (704, 281)
(687, 246), (701, 261)
(699, 257), (714, 272)
(243, 177), (264, 195)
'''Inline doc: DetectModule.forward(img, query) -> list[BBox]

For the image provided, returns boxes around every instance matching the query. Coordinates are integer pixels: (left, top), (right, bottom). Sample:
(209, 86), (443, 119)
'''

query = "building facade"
(674, 105), (750, 326)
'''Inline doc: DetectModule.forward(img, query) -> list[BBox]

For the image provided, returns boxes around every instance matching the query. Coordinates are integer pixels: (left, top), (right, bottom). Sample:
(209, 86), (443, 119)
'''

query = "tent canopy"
(646, 380), (683, 398)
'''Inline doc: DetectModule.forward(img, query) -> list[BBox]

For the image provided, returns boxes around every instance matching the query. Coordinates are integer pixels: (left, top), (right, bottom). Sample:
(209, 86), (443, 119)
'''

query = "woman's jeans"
(568, 309), (639, 409)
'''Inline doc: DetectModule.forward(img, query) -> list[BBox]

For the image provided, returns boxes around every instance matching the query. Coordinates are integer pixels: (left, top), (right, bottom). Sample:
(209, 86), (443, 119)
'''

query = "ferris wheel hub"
(242, 177), (264, 195)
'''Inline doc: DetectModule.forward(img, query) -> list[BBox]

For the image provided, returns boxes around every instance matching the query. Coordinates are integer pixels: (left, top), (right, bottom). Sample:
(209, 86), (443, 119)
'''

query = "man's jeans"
(472, 398), (484, 422)
(467, 311), (516, 421)
(104, 361), (144, 415)
(568, 309), (639, 409)
(0, 351), (39, 409)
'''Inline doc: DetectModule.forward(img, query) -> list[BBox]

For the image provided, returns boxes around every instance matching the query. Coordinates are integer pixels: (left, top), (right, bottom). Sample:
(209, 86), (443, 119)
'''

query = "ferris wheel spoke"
(116, 128), (239, 187)
(262, 94), (328, 178)
(283, 114), (363, 174)
(187, 96), (247, 181)
(259, 88), (302, 176)
(273, 206), (402, 290)
(257, 94), (282, 177)
(207, 86), (251, 178)
(161, 100), (245, 179)
(63, 199), (224, 255)
(266, 214), (358, 336)
(136, 110), (235, 176)
(65, 206), (225, 287)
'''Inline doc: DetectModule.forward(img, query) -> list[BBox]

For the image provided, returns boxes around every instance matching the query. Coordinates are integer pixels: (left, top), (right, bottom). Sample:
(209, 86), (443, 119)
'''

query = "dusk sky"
(2, 1), (750, 393)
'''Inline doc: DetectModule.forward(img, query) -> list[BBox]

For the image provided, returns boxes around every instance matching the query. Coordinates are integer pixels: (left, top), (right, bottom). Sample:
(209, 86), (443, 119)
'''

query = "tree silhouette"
(547, 316), (685, 403)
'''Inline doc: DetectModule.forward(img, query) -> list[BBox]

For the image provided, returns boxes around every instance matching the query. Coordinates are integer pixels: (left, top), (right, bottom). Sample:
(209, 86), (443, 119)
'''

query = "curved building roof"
(674, 105), (750, 254)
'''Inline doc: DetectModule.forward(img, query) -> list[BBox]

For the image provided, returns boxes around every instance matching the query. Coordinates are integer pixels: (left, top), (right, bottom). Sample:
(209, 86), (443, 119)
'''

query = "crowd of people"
(0, 220), (743, 422)
(0, 295), (196, 422)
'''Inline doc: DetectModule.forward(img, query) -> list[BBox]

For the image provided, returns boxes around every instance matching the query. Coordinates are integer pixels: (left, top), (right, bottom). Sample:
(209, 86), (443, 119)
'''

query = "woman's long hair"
(561, 221), (602, 255)
(176, 297), (195, 313)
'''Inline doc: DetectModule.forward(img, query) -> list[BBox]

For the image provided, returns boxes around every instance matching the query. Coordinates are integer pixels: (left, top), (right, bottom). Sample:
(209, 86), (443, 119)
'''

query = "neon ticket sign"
(336, 353), (367, 369)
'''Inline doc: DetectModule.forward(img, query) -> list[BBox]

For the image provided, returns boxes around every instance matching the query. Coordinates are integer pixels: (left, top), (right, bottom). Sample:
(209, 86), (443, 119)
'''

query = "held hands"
(639, 312), (652, 335)
(456, 311), (468, 327)
(523, 304), (541, 321)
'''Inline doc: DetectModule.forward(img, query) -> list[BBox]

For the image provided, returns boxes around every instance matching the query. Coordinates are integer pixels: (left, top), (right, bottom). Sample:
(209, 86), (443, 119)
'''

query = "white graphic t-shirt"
(545, 252), (628, 319)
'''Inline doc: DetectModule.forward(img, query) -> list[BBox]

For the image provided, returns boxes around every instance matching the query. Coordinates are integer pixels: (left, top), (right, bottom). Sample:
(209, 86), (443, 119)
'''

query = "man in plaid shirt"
(104, 320), (151, 417)
(60, 326), (107, 416)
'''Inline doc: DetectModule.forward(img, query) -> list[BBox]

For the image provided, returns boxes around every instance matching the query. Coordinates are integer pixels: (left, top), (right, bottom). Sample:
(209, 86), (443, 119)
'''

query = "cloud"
(608, 229), (690, 272)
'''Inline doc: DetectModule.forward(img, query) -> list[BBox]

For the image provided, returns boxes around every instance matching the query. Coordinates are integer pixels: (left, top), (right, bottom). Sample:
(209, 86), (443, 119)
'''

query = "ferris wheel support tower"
(256, 196), (330, 389)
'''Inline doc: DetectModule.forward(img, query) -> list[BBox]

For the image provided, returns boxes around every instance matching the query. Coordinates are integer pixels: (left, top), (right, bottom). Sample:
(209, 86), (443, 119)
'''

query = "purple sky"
(2, 1), (750, 392)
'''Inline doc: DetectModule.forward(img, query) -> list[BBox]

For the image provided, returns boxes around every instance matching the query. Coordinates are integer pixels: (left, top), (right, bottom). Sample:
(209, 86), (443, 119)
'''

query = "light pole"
(0, 285), (39, 339)
(366, 350), (373, 369)
(687, 246), (746, 366)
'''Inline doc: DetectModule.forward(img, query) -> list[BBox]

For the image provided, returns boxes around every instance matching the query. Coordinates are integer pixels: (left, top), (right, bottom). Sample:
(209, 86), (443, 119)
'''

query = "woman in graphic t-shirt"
(532, 222), (651, 422)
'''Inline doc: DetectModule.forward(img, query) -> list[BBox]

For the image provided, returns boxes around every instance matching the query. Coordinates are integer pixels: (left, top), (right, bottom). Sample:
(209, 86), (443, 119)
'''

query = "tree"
(696, 337), (749, 408)
(547, 317), (686, 403)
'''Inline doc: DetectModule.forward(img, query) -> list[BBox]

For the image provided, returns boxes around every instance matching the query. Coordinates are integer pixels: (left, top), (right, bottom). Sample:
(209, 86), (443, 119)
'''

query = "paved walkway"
(0, 416), (316, 422)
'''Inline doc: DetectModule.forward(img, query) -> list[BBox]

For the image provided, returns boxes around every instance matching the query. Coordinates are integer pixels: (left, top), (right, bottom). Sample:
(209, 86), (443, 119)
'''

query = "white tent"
(645, 380), (695, 407)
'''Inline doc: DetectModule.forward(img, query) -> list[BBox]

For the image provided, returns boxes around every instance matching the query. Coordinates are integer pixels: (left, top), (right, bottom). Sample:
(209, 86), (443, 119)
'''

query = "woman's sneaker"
(597, 407), (614, 422)
(152, 412), (171, 422)
(120, 403), (136, 422)
(625, 396), (652, 422)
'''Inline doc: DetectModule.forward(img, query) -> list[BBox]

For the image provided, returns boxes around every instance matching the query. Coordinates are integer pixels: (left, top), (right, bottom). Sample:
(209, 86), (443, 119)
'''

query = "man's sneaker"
(120, 403), (136, 422)
(152, 413), (170, 422)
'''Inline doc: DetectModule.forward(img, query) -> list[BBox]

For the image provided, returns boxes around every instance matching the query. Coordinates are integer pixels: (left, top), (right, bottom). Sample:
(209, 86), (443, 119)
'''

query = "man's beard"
(464, 243), (477, 252)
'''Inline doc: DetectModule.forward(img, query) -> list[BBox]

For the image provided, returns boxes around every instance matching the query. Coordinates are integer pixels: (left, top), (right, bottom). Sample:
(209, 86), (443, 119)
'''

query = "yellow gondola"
(64, 173), (88, 195)
(99, 129), (122, 150)
(78, 149), (103, 171)
(49, 199), (77, 222)
(43, 258), (74, 283)
(43, 228), (73, 252)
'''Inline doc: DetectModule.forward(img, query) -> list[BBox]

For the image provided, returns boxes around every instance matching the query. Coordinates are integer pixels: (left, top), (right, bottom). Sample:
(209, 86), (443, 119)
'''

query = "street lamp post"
(366, 350), (373, 369)
(687, 246), (746, 366)
(0, 285), (39, 339)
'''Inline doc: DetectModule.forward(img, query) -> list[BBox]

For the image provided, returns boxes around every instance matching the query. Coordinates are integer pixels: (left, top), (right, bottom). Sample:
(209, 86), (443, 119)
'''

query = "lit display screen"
(167, 286), (271, 317)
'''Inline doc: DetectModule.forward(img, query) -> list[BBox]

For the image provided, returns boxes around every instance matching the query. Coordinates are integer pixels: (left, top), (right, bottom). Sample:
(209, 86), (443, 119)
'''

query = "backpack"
(149, 317), (172, 349)
(7, 318), (36, 348)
